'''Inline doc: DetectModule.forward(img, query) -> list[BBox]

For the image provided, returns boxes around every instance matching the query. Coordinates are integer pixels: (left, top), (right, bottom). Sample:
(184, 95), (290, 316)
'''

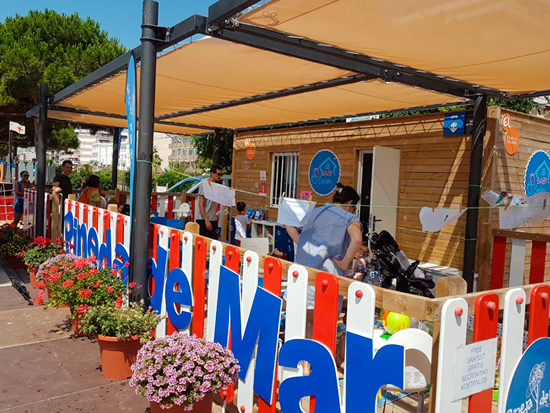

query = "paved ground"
(0, 259), (243, 413)
(0, 258), (486, 413)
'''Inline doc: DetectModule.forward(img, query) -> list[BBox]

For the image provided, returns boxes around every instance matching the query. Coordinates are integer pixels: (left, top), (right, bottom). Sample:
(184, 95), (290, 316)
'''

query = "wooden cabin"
(231, 106), (550, 290)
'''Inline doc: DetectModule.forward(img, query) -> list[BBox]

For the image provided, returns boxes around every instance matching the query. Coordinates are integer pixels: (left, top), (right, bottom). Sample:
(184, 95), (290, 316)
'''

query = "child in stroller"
(368, 230), (435, 298)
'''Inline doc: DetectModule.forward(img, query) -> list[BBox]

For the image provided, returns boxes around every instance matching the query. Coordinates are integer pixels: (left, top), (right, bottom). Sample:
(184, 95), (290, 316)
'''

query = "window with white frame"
(270, 152), (299, 206)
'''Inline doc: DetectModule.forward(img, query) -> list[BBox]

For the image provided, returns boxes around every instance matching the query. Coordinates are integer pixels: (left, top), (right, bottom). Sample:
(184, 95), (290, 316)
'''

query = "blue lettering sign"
(164, 268), (193, 330)
(112, 243), (129, 284)
(309, 150), (341, 196)
(279, 339), (341, 412)
(525, 151), (550, 196)
(506, 338), (550, 413)
(344, 332), (404, 413)
(87, 227), (99, 259)
(150, 245), (168, 313)
(214, 265), (282, 403)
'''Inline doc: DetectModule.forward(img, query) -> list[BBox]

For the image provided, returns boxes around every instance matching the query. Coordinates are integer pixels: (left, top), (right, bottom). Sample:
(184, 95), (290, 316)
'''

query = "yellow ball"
(383, 312), (410, 335)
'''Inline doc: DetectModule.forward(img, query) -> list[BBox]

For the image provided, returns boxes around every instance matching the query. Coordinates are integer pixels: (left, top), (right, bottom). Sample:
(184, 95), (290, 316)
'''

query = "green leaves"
(81, 302), (162, 343)
(0, 9), (126, 150)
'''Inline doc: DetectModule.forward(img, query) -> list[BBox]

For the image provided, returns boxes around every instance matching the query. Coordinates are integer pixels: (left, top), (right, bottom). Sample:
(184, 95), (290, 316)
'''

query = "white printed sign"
(452, 338), (497, 401)
(277, 197), (315, 227)
(202, 181), (236, 207)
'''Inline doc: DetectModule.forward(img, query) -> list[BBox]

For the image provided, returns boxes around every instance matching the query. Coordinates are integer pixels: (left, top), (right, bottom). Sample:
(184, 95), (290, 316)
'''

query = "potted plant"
(20, 237), (64, 288)
(80, 301), (162, 380)
(34, 253), (80, 306)
(0, 223), (32, 268)
(129, 332), (240, 413)
(36, 253), (132, 335)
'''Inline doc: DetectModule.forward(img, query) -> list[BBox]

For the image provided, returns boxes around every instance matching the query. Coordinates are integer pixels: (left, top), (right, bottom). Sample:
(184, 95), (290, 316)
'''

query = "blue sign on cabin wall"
(505, 338), (550, 413)
(443, 112), (465, 136)
(525, 151), (550, 196)
(308, 150), (341, 196)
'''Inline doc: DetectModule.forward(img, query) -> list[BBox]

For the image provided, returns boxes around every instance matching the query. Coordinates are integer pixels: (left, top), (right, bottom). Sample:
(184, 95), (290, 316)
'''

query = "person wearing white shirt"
(234, 201), (251, 246)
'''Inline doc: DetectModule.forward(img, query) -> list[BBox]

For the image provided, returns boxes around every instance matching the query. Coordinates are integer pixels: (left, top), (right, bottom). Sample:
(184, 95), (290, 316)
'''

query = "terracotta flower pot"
(28, 267), (38, 288)
(97, 334), (143, 380)
(150, 392), (213, 413)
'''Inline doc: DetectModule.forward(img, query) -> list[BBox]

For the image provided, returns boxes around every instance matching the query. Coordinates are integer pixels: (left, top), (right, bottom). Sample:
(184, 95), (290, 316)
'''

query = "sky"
(0, 0), (216, 48)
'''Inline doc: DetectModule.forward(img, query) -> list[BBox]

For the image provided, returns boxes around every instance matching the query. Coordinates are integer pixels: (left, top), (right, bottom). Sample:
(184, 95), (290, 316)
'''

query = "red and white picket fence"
(490, 229), (550, 289)
(108, 190), (197, 220)
(60, 200), (550, 412)
(23, 188), (54, 239)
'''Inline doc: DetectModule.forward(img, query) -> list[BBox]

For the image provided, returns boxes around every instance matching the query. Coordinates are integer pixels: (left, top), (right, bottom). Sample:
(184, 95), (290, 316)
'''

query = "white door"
(370, 146), (401, 235)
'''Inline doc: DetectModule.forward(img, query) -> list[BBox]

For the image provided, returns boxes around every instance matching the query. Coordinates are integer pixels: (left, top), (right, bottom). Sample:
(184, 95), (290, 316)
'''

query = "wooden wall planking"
(233, 113), (473, 270)
(477, 107), (550, 289)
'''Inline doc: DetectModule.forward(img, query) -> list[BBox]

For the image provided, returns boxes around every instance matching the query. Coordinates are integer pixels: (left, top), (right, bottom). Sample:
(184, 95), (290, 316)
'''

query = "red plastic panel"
(490, 236), (507, 289)
(92, 208), (99, 230)
(313, 272), (339, 355)
(258, 257), (282, 413)
(529, 241), (546, 284)
(528, 284), (550, 346)
(116, 214), (125, 246)
(103, 211), (110, 241)
(151, 195), (158, 213)
(225, 245), (240, 273)
(82, 204), (89, 225)
(468, 293), (499, 412)
(167, 196), (174, 219)
(223, 245), (241, 404)
(191, 236), (207, 338)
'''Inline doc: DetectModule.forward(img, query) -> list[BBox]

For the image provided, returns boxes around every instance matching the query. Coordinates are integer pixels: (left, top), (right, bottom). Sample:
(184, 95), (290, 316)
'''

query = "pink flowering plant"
(129, 332), (240, 410)
(35, 252), (134, 317)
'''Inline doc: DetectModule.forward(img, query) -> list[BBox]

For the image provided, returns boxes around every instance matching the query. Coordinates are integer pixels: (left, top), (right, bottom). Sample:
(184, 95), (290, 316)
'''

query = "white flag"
(9, 121), (25, 135)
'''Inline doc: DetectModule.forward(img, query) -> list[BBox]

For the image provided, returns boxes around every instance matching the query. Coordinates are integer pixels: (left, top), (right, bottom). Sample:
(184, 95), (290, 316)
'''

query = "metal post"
(111, 128), (120, 189)
(8, 130), (12, 181)
(35, 83), (48, 237)
(462, 95), (487, 292)
(212, 128), (221, 166)
(129, 0), (158, 304)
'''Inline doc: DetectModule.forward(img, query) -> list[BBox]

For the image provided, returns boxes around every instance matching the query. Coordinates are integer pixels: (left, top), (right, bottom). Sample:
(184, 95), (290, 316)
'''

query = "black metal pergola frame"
(28, 0), (550, 295)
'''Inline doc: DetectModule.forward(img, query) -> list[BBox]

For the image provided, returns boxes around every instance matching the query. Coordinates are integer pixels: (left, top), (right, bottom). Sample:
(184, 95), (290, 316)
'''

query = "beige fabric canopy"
(48, 0), (550, 133)
(240, 0), (550, 95)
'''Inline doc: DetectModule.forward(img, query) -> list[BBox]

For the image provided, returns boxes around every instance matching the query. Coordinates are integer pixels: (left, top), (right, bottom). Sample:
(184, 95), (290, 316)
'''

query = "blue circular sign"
(505, 338), (550, 412)
(525, 151), (550, 196)
(308, 150), (341, 196)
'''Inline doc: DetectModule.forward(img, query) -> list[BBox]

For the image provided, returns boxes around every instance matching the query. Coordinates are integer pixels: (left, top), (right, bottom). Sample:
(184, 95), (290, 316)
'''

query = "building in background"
(168, 134), (199, 174)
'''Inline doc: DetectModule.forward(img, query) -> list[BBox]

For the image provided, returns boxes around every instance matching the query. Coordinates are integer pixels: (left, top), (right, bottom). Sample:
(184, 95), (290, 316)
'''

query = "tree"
(0, 10), (126, 152)
(191, 130), (234, 173)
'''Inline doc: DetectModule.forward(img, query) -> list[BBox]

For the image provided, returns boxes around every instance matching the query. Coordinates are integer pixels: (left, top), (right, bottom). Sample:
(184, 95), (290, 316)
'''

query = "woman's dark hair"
(332, 183), (359, 205)
(237, 201), (246, 212)
(86, 174), (100, 188)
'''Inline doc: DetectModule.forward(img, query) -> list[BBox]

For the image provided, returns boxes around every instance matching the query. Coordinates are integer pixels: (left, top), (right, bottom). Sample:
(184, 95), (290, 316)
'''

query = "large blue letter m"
(214, 266), (282, 403)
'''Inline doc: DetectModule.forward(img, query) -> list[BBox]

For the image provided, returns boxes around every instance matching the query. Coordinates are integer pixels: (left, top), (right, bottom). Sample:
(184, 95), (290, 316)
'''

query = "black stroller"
(369, 230), (435, 298)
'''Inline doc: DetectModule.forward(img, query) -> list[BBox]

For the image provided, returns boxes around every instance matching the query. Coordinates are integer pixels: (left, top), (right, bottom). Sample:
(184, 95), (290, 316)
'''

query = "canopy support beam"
(463, 95), (487, 292)
(157, 74), (373, 120)
(130, 0), (159, 305)
(213, 23), (506, 100)
(35, 83), (48, 237)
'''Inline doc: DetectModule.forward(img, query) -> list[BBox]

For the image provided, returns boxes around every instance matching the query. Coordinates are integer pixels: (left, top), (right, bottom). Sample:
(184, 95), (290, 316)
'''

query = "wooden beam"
(493, 228), (550, 243)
